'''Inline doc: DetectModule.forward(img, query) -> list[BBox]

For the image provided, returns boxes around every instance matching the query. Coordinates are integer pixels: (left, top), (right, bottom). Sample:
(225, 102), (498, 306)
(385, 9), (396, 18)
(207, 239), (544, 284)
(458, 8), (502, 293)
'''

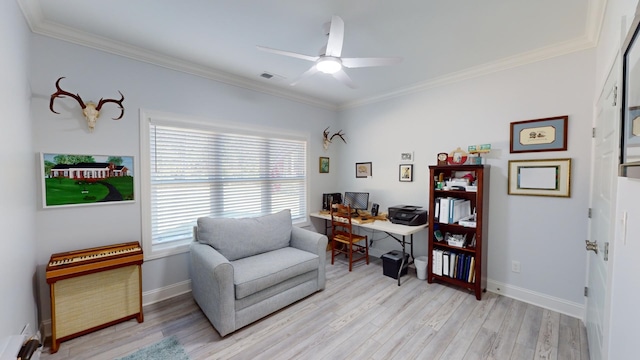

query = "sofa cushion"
(231, 247), (319, 299)
(197, 209), (292, 261)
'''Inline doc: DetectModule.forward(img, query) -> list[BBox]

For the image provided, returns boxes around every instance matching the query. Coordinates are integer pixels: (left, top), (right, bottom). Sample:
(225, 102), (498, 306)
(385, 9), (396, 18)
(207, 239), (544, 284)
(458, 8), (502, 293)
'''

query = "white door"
(585, 57), (619, 360)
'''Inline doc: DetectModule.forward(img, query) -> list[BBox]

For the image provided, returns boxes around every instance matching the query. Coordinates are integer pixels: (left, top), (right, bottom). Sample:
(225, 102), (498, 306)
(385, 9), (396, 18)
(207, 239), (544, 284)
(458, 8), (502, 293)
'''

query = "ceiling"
(18, 0), (603, 109)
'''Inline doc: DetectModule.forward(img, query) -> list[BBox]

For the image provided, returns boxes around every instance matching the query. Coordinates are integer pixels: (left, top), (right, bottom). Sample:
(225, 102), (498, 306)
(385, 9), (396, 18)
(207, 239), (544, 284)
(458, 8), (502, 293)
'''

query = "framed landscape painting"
(41, 153), (135, 208)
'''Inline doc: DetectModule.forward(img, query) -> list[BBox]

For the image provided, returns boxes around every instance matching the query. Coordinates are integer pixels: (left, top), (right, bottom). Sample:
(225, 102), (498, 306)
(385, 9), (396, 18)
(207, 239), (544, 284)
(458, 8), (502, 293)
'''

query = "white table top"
(310, 212), (428, 236)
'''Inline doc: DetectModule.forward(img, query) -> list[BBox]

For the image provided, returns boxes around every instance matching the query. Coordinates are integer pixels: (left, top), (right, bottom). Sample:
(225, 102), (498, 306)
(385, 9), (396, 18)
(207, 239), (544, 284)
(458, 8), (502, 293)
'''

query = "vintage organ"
(46, 241), (143, 353)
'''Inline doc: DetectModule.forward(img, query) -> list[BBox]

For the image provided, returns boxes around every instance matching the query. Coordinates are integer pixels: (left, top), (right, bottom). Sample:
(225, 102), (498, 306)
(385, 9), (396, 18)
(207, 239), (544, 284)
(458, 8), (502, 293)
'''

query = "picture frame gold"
(510, 116), (568, 153)
(319, 157), (329, 173)
(508, 158), (571, 197)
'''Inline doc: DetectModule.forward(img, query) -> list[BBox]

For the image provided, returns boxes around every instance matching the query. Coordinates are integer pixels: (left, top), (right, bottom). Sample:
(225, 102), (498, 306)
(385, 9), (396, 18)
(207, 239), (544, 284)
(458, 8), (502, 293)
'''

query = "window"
(140, 111), (308, 258)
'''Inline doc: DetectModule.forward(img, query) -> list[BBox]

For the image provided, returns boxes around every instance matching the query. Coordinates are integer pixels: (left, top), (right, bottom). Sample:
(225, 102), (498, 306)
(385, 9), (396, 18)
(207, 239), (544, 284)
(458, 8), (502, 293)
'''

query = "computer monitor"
(322, 193), (342, 211)
(343, 192), (369, 215)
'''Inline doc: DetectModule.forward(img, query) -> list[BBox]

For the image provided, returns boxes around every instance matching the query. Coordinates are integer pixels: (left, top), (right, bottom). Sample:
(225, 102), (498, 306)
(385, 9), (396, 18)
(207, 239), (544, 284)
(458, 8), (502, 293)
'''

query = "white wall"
(29, 35), (339, 322)
(338, 49), (595, 310)
(0, 0), (37, 340)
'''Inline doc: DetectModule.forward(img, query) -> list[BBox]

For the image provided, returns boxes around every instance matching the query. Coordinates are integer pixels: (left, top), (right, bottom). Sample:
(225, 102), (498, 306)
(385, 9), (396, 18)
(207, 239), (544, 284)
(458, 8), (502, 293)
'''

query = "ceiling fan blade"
(325, 15), (344, 57)
(256, 45), (319, 62)
(290, 66), (319, 86)
(332, 69), (357, 89)
(341, 57), (403, 68)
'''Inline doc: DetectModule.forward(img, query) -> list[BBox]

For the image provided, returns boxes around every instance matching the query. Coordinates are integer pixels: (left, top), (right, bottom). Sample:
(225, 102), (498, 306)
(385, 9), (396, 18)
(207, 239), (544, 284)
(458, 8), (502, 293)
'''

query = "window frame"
(139, 109), (310, 260)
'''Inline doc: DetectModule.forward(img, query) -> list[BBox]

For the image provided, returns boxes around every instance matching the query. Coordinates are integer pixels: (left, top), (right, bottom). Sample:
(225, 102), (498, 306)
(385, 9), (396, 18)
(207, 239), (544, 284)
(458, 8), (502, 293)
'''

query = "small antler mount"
(49, 77), (125, 133)
(322, 126), (347, 151)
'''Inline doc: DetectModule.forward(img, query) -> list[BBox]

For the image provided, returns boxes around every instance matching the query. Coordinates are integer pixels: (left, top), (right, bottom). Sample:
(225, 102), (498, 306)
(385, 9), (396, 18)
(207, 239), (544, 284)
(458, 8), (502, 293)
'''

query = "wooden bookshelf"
(428, 165), (489, 300)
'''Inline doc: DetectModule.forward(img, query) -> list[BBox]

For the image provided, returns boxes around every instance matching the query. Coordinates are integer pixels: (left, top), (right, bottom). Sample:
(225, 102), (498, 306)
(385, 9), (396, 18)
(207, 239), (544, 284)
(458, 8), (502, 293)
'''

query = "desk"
(310, 212), (428, 286)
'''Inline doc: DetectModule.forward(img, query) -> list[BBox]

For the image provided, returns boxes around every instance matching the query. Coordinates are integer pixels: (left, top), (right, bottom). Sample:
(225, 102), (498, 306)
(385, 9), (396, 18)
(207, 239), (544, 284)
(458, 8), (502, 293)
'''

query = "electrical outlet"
(511, 260), (521, 273)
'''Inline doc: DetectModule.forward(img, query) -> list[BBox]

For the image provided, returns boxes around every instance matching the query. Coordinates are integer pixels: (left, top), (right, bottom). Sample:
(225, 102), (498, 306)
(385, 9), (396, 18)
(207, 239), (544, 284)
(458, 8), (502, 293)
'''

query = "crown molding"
(19, 0), (603, 112)
(585, 0), (608, 45)
(340, 35), (597, 109)
(17, 0), (337, 111)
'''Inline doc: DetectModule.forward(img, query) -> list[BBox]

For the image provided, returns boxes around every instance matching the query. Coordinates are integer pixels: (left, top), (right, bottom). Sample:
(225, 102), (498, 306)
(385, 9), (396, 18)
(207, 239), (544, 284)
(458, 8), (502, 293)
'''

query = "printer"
(388, 205), (427, 226)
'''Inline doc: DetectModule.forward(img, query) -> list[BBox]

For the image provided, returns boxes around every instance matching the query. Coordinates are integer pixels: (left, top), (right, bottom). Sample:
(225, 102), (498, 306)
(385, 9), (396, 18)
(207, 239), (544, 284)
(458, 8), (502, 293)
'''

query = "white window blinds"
(149, 121), (307, 245)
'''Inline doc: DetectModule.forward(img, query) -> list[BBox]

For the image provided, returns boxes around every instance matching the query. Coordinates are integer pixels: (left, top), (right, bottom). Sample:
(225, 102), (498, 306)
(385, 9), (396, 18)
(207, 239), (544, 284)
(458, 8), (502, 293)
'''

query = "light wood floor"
(40, 254), (589, 360)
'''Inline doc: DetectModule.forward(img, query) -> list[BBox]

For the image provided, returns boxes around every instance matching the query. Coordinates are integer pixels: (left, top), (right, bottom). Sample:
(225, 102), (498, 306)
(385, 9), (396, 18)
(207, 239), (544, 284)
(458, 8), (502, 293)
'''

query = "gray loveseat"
(190, 209), (328, 336)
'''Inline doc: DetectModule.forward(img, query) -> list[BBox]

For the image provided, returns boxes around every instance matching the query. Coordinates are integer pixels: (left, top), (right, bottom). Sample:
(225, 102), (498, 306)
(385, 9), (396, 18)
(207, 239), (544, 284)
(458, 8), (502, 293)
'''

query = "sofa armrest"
(290, 226), (328, 289)
(189, 241), (236, 336)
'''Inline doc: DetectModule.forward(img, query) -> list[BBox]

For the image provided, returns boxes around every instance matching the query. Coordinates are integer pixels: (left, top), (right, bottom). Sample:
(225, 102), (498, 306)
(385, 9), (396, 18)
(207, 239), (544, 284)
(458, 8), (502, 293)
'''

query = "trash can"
(414, 256), (428, 280)
(381, 250), (409, 279)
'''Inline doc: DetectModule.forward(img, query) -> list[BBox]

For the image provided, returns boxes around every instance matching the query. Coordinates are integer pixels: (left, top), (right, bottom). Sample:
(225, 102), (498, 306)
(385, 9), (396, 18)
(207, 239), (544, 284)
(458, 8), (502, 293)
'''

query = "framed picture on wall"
(355, 162), (372, 178)
(399, 164), (413, 182)
(319, 157), (330, 173)
(41, 153), (135, 208)
(507, 158), (571, 197)
(510, 116), (568, 153)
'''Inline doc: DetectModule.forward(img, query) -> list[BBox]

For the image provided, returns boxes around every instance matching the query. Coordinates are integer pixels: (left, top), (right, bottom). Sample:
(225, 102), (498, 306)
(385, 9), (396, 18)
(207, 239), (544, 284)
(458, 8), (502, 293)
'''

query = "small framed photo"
(399, 164), (413, 182)
(510, 115), (568, 153)
(356, 162), (372, 178)
(400, 152), (414, 162)
(319, 157), (330, 173)
(508, 158), (571, 197)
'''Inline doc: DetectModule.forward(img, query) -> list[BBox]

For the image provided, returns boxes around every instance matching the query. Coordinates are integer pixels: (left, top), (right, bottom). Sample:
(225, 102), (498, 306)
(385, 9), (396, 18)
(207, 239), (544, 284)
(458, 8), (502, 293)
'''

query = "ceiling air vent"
(259, 72), (285, 81)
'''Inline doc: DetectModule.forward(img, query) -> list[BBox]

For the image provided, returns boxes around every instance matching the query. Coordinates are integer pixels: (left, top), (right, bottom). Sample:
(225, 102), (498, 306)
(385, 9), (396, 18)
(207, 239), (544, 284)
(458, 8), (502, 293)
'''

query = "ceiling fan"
(257, 15), (402, 89)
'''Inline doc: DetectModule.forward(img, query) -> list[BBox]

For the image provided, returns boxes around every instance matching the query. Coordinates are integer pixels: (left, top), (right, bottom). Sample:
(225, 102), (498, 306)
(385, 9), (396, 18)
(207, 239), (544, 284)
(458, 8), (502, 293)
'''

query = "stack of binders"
(434, 197), (471, 224)
(432, 249), (476, 283)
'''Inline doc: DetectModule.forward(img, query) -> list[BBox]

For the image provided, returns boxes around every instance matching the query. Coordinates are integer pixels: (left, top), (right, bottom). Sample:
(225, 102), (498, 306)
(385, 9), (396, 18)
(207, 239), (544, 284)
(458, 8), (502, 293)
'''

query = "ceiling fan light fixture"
(316, 57), (342, 74)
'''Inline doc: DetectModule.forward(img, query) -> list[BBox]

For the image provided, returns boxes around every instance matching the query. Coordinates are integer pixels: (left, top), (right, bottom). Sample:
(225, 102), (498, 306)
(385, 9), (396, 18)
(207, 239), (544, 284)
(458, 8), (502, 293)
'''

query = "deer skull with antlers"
(322, 126), (347, 150)
(49, 77), (125, 133)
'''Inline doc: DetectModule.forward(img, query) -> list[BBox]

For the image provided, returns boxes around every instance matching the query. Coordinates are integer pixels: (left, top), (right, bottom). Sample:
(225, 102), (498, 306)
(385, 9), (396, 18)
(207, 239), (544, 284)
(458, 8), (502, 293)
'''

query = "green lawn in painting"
(104, 176), (135, 200)
(44, 176), (134, 206)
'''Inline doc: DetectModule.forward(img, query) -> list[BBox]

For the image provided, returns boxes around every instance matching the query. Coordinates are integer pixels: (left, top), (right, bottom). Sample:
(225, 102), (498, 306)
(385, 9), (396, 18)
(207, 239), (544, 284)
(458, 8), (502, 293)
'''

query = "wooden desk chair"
(330, 203), (369, 271)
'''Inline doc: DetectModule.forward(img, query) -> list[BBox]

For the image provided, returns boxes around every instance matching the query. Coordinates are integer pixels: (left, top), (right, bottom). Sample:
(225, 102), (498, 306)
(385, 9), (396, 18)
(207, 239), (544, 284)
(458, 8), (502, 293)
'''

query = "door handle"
(585, 240), (598, 254)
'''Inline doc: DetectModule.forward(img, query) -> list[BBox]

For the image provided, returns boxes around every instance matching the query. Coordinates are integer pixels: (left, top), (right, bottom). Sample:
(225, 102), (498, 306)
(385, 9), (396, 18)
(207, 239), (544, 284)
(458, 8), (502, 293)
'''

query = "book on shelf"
(438, 197), (472, 224)
(432, 249), (444, 276)
(469, 234), (477, 248)
(450, 252), (456, 277)
(464, 255), (472, 282)
(457, 254), (466, 280)
(467, 256), (475, 283)
(439, 197), (451, 223)
(449, 199), (471, 224)
(442, 251), (450, 276)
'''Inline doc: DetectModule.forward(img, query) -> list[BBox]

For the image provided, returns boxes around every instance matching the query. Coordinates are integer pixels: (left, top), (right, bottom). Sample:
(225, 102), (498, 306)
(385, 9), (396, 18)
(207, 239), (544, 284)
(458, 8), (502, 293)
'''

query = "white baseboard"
(337, 250), (584, 319)
(142, 279), (192, 306)
(486, 279), (585, 319)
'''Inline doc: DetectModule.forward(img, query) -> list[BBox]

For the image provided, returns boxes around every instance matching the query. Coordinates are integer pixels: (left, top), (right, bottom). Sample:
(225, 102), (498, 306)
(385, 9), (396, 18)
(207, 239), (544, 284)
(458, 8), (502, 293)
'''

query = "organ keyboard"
(46, 242), (144, 353)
